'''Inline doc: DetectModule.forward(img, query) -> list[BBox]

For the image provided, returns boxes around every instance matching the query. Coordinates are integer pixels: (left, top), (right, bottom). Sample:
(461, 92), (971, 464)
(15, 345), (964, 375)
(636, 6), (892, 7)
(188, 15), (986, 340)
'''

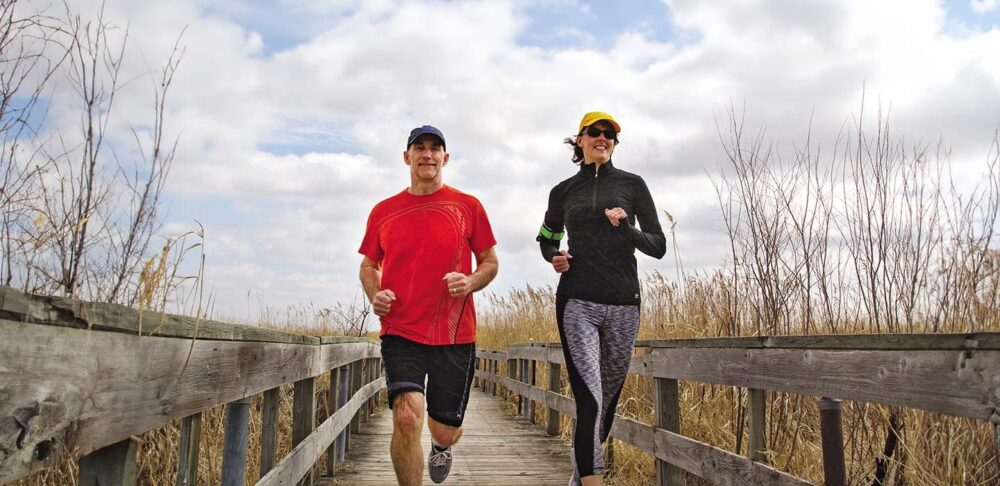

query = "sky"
(32, 0), (1000, 321)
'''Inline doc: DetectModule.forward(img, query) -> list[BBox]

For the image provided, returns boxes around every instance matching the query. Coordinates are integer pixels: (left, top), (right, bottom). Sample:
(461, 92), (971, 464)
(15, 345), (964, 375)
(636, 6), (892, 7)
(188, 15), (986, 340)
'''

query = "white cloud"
(972, 0), (998, 13)
(36, 0), (1000, 319)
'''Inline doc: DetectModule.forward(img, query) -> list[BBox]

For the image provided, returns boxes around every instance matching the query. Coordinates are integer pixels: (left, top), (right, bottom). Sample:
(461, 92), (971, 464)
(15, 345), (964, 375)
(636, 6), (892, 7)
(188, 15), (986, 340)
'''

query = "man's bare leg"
(391, 392), (426, 485)
(427, 416), (463, 448)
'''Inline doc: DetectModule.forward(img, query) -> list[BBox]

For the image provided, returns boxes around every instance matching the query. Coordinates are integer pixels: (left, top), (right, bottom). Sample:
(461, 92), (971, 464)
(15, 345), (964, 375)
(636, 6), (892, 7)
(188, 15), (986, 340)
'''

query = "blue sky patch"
(942, 0), (1000, 35)
(516, 0), (676, 50)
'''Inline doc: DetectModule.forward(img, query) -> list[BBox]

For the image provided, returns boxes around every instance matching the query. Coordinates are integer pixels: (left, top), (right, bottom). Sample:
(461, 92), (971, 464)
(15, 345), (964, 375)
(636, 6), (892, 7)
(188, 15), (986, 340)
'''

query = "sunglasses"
(583, 125), (617, 140)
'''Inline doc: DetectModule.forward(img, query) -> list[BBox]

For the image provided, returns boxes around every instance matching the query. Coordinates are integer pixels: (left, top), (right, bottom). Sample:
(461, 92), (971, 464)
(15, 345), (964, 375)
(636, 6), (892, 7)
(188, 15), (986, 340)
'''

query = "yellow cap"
(578, 111), (621, 134)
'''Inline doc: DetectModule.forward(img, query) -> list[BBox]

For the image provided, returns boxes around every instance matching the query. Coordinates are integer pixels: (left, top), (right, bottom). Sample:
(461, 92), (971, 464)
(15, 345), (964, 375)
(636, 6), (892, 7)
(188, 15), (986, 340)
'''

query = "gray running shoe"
(428, 446), (453, 483)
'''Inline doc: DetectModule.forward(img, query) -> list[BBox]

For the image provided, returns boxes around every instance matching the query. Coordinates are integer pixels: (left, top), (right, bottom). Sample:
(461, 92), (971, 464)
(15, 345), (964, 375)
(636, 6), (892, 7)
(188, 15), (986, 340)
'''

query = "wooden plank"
(176, 412), (201, 486)
(654, 425), (813, 486)
(261, 388), (280, 477)
(506, 345), (565, 364)
(293, 378), (316, 486)
(634, 347), (1000, 420)
(0, 286), (317, 344)
(0, 320), (376, 483)
(78, 437), (137, 486)
(474, 350), (507, 362)
(635, 332), (1000, 350)
(500, 333), (1000, 352)
(608, 417), (812, 486)
(332, 390), (573, 485)
(319, 336), (373, 344)
(479, 373), (576, 417)
(318, 342), (381, 372)
(747, 389), (766, 463)
(257, 379), (385, 486)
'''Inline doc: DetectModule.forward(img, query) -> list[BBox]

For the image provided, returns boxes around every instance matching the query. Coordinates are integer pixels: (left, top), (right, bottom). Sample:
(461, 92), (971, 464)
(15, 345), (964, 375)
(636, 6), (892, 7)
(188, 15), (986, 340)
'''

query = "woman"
(537, 112), (666, 485)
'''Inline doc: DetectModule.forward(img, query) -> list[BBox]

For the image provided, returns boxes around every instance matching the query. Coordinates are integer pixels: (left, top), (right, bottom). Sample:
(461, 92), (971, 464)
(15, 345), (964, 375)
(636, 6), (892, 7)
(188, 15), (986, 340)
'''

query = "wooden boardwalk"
(324, 389), (573, 485)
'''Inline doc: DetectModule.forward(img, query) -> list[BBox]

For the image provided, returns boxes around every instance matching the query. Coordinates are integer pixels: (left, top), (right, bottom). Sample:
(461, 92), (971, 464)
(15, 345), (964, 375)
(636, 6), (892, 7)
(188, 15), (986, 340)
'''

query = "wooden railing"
(0, 287), (385, 485)
(475, 334), (1000, 486)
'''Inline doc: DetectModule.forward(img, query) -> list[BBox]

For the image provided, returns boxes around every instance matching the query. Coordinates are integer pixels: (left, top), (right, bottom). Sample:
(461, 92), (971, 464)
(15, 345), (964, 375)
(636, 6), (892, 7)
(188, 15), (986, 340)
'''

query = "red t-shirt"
(358, 185), (496, 345)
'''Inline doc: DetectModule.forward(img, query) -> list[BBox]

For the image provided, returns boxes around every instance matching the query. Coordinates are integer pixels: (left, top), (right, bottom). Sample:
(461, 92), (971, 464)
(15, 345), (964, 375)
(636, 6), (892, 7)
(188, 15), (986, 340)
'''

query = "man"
(358, 125), (499, 485)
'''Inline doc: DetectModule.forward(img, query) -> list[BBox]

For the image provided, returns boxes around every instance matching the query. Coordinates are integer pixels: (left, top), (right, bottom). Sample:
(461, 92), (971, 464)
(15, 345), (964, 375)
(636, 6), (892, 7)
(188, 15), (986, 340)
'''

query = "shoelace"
(429, 450), (452, 467)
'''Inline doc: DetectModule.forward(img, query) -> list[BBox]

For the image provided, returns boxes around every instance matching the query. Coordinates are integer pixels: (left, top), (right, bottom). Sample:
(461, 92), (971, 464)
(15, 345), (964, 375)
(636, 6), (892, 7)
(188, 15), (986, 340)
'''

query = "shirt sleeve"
(358, 209), (384, 262)
(626, 177), (667, 259)
(537, 185), (565, 262)
(469, 199), (497, 254)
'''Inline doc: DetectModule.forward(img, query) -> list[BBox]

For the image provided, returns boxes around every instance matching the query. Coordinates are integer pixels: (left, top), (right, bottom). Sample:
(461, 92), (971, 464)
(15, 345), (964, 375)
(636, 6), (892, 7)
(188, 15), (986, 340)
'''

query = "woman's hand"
(551, 250), (572, 273)
(605, 207), (628, 227)
(372, 289), (396, 316)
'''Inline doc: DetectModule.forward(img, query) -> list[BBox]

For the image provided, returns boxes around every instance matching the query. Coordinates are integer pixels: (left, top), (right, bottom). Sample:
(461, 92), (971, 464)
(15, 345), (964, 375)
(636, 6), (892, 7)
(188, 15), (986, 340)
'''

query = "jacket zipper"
(591, 163), (600, 209)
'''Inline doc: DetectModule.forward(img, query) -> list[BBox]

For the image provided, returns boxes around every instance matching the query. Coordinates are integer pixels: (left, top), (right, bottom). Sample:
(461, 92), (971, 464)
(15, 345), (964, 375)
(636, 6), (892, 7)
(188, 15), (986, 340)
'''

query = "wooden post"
(176, 412), (201, 486)
(489, 358), (497, 395)
(350, 360), (363, 435)
(819, 397), (845, 486)
(293, 378), (316, 486)
(547, 362), (561, 436)
(488, 357), (493, 393)
(367, 358), (376, 417)
(326, 368), (340, 477)
(507, 357), (516, 400)
(525, 359), (536, 424)
(748, 388), (767, 463)
(474, 356), (480, 389)
(515, 358), (523, 415)
(655, 378), (682, 486)
(79, 437), (137, 486)
(221, 397), (251, 486)
(336, 364), (350, 462)
(260, 388), (279, 478)
(362, 358), (371, 421)
(375, 357), (383, 406)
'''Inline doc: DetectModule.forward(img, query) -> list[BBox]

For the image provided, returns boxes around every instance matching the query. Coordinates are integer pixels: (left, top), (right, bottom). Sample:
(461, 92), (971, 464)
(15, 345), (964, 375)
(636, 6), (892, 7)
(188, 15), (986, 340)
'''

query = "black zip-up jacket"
(537, 160), (666, 305)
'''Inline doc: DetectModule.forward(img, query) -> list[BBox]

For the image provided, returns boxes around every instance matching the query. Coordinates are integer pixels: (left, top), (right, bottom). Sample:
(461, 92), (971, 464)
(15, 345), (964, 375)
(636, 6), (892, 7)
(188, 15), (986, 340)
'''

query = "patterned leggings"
(557, 296), (641, 478)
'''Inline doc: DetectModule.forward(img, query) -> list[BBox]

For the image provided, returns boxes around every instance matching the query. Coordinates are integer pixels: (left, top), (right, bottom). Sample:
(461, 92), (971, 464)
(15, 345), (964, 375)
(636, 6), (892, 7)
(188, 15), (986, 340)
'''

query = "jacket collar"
(578, 159), (615, 178)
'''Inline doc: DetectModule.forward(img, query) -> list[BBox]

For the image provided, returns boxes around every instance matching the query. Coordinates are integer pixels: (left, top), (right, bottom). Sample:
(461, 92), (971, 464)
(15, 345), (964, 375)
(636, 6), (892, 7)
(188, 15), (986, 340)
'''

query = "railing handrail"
(476, 333), (1000, 485)
(488, 335), (1000, 420)
(0, 286), (385, 484)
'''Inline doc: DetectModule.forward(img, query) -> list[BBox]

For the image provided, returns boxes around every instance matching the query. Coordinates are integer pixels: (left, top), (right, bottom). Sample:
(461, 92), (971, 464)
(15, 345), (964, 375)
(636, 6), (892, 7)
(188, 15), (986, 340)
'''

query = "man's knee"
(428, 417), (462, 447)
(392, 392), (425, 433)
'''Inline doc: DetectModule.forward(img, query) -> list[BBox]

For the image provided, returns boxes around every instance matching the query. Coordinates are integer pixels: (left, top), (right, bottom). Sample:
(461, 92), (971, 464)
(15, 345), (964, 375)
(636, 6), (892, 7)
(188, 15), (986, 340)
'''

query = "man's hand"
(443, 272), (472, 298)
(552, 250), (572, 273)
(372, 289), (396, 316)
(605, 207), (628, 227)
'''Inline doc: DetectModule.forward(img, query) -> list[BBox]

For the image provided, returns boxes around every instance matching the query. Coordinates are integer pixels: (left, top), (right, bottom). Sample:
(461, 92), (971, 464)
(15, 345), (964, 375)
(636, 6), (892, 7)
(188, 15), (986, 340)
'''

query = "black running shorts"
(380, 334), (476, 427)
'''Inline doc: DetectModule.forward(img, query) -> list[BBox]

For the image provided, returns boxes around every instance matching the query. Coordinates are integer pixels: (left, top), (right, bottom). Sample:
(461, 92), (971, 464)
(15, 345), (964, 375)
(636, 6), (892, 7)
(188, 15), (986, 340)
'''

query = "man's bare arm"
(360, 256), (395, 316)
(469, 246), (498, 291)
(443, 246), (499, 297)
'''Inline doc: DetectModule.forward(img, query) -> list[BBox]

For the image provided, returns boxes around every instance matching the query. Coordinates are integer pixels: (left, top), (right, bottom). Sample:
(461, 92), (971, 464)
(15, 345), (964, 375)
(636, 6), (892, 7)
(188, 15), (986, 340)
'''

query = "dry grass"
(476, 278), (1000, 486)
(10, 276), (999, 485)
